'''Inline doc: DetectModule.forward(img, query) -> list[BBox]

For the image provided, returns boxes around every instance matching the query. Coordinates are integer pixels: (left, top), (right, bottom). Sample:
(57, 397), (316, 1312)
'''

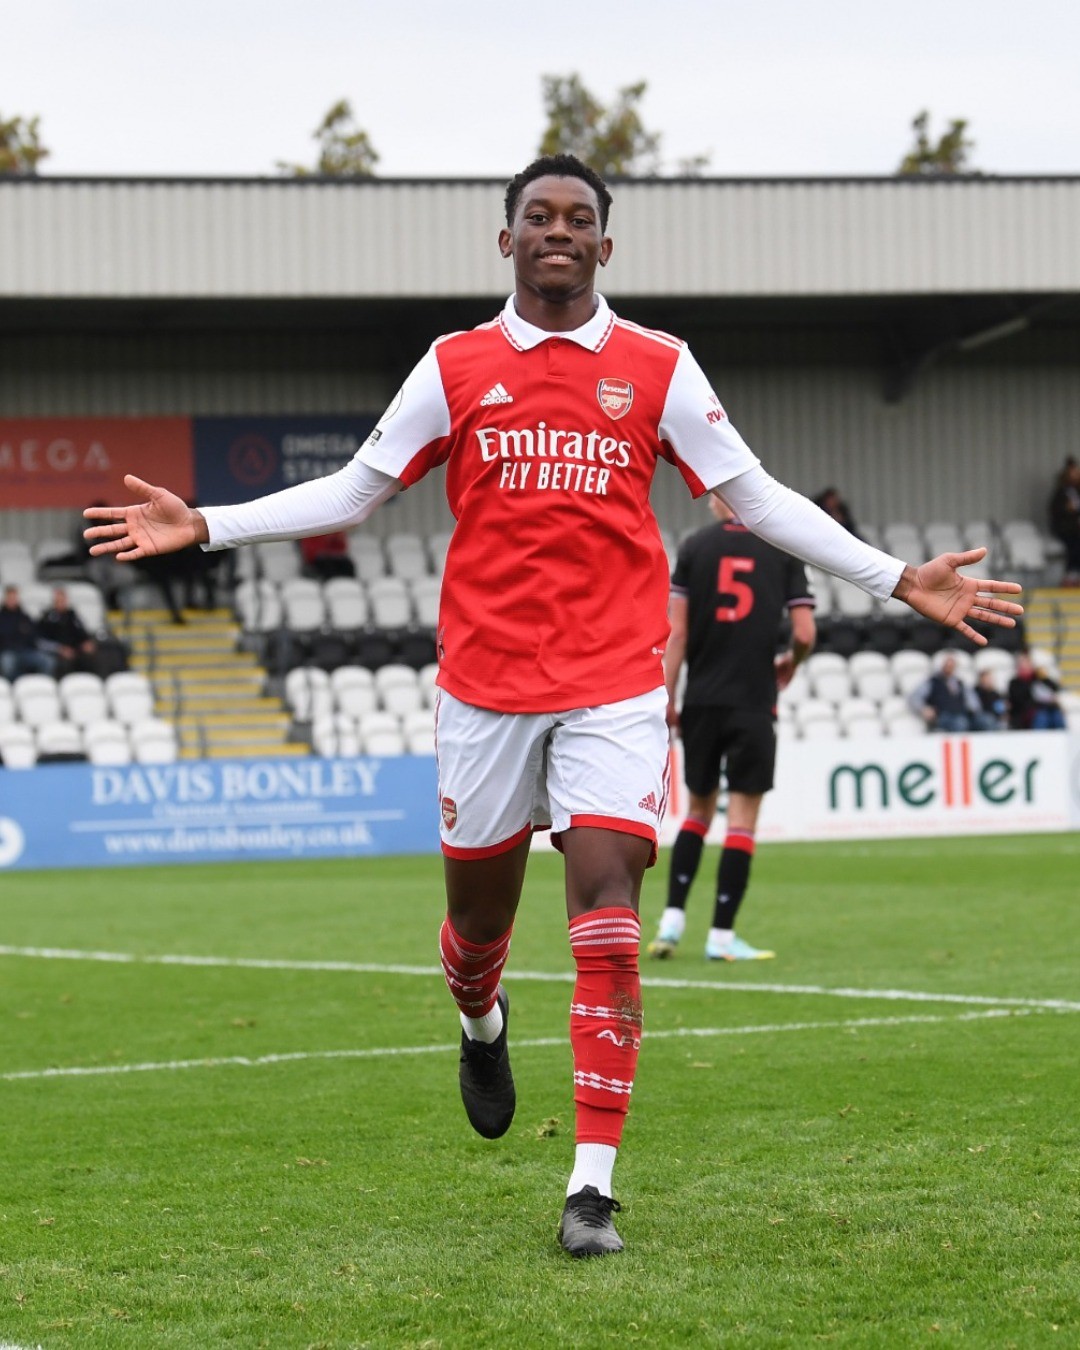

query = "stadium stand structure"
(4, 515), (1080, 768)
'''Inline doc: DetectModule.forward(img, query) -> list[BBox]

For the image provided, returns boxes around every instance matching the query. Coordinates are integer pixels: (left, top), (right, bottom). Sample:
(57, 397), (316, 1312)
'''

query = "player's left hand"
(892, 549), (1023, 647)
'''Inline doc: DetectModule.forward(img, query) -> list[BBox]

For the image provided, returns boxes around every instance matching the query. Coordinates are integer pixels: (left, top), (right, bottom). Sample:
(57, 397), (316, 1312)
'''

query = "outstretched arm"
(84, 460), (402, 562)
(718, 467), (1023, 647)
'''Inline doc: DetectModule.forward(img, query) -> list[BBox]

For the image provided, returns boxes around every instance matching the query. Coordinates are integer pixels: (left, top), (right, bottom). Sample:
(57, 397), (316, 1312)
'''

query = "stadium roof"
(2, 175), (1079, 301)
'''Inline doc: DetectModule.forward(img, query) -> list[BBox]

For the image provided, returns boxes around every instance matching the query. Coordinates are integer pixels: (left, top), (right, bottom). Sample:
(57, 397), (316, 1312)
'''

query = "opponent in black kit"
(649, 495), (816, 960)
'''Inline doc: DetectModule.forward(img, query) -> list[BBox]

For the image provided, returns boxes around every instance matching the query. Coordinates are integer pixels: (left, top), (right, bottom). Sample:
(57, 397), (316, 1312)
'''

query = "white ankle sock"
(460, 1000), (503, 1044)
(566, 1143), (617, 1198)
(659, 907), (686, 940)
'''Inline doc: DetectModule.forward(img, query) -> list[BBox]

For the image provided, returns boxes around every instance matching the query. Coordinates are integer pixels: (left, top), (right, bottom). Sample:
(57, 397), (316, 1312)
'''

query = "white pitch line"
(2, 943), (1079, 1013)
(1, 1007), (1064, 1084)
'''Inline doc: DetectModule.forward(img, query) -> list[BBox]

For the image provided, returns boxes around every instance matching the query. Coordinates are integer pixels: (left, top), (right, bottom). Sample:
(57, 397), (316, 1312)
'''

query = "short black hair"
(504, 154), (612, 233)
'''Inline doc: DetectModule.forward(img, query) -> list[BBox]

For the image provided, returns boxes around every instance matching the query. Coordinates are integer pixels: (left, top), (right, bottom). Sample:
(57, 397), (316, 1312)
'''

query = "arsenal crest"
(597, 377), (634, 421)
(441, 796), (458, 830)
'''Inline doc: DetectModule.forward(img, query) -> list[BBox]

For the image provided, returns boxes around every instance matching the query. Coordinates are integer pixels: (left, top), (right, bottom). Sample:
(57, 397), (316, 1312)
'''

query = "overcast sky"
(5, 0), (1078, 179)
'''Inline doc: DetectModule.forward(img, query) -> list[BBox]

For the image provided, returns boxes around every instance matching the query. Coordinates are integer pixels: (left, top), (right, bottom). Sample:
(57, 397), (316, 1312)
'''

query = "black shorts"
(680, 704), (777, 797)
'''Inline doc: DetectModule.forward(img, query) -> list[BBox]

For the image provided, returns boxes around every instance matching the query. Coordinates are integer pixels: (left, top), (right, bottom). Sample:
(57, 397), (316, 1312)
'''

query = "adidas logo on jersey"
(480, 382), (514, 406)
(637, 791), (660, 817)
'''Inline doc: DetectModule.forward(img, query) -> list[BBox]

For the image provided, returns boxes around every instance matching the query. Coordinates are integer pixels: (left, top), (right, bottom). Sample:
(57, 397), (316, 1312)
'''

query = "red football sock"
(439, 917), (512, 1019)
(568, 907), (643, 1148)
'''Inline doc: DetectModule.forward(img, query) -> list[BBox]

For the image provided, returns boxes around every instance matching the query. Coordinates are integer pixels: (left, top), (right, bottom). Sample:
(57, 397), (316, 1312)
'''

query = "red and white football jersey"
(359, 296), (759, 713)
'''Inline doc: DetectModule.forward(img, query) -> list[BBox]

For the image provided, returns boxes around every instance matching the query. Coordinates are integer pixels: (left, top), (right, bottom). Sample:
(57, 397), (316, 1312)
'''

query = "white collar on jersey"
(500, 293), (614, 352)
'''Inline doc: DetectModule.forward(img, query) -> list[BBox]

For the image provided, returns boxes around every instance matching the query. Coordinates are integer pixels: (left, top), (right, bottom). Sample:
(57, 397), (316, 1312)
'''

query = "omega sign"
(0, 438), (110, 474)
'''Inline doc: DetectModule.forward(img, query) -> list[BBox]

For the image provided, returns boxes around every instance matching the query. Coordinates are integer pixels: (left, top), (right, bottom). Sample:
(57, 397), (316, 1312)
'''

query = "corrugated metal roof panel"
(2, 177), (1079, 300)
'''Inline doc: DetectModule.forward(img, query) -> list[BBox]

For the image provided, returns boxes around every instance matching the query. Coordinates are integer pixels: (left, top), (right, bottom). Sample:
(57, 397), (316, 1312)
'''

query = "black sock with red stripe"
(667, 819), (708, 910)
(712, 829), (755, 930)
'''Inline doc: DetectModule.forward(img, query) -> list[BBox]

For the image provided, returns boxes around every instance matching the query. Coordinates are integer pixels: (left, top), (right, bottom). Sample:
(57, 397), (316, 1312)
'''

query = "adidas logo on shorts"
(480, 382), (514, 406)
(637, 791), (660, 817)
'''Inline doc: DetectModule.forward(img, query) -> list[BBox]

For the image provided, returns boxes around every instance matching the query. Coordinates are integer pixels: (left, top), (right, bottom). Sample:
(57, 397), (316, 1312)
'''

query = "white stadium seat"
(848, 651), (893, 697)
(129, 718), (179, 764)
(411, 576), (442, 629)
(346, 533), (387, 583)
(806, 653), (852, 704)
(284, 667), (334, 721)
(234, 541), (301, 584)
(234, 579), (283, 633)
(428, 531), (453, 574)
(831, 578), (875, 620)
(13, 674), (62, 729)
(358, 710), (405, 756)
(33, 536), (76, 567)
(0, 678), (14, 725)
(59, 672), (109, 727)
(972, 649), (1016, 681)
(83, 719), (133, 765)
(332, 666), (379, 719)
(385, 532), (430, 582)
(18, 581), (54, 619)
(837, 697), (884, 738)
(35, 720), (84, 757)
(0, 722), (37, 768)
(777, 665), (811, 717)
(403, 708), (436, 755)
(368, 577), (412, 629)
(882, 523), (926, 563)
(106, 671), (155, 726)
(890, 650), (932, 696)
(805, 568), (834, 619)
(281, 579), (326, 634)
(923, 522), (966, 557)
(883, 711), (927, 737)
(64, 581), (107, 634)
(795, 698), (840, 738)
(311, 714), (361, 758)
(374, 664), (423, 715)
(418, 662), (440, 709)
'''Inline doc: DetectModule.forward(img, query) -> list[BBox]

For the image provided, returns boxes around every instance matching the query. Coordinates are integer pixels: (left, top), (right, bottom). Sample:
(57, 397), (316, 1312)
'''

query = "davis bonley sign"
(0, 733), (1078, 871)
(0, 756), (439, 871)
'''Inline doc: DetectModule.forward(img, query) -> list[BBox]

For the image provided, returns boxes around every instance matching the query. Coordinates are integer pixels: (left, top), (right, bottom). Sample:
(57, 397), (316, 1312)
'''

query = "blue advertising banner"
(0, 756), (439, 871)
(193, 415), (378, 506)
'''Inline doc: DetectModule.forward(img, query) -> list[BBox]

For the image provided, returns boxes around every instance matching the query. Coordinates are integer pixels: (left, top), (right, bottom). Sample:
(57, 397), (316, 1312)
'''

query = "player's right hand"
(83, 475), (209, 562)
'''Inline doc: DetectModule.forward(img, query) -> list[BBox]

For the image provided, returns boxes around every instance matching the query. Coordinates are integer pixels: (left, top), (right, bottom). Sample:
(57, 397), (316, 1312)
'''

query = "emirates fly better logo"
(597, 378), (634, 420)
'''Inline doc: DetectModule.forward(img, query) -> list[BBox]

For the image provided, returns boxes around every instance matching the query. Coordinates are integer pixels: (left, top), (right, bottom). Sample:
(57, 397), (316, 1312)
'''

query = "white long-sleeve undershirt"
(716, 464), (905, 601)
(200, 459), (402, 550)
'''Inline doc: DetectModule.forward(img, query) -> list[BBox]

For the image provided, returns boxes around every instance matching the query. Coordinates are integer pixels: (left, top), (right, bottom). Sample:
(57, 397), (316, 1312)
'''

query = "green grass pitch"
(1, 834), (1078, 1348)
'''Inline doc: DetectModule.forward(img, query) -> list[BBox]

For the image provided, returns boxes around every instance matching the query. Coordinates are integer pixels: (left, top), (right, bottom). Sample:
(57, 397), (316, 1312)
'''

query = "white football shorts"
(435, 686), (670, 862)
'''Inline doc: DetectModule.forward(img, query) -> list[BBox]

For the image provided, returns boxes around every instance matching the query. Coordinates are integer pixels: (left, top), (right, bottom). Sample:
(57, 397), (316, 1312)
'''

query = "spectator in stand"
(813, 486), (861, 538)
(1048, 457), (1080, 586)
(36, 586), (99, 676)
(1008, 652), (1067, 730)
(300, 531), (356, 580)
(0, 585), (55, 679)
(973, 670), (1008, 730)
(909, 653), (996, 732)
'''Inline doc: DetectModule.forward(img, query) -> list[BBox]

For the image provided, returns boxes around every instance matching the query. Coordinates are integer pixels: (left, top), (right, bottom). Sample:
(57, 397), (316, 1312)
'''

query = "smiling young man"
(85, 153), (1022, 1258)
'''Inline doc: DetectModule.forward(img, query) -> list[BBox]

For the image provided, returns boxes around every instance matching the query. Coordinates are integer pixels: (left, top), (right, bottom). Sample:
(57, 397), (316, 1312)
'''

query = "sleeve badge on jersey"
(597, 378), (634, 421)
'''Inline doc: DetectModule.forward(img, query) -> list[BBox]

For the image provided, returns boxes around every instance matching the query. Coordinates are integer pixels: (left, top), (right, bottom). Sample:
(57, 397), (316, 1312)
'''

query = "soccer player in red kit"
(85, 154), (1023, 1258)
